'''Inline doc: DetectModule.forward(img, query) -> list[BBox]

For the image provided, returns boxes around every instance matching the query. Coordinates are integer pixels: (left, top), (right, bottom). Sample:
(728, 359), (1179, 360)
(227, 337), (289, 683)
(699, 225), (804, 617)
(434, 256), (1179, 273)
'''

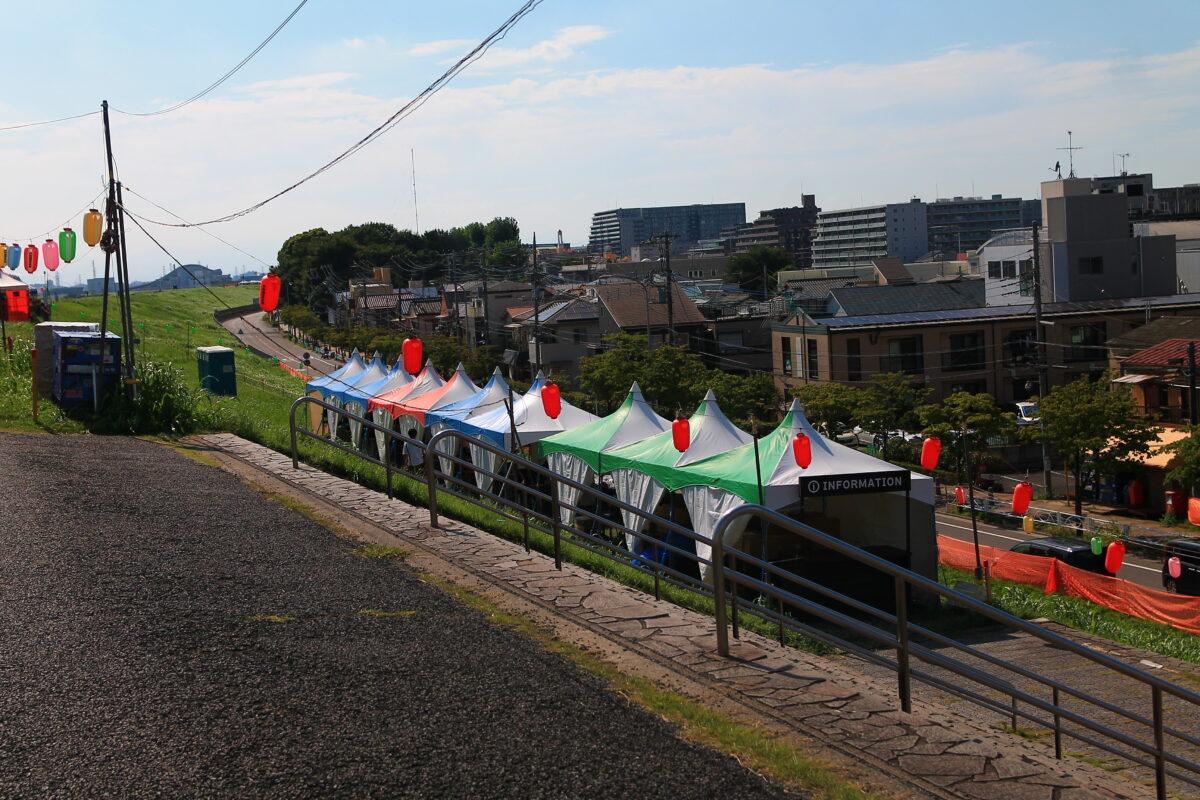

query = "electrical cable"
(131, 0), (544, 228)
(0, 186), (108, 244)
(114, 0), (309, 117)
(0, 0), (309, 132)
(120, 186), (273, 267)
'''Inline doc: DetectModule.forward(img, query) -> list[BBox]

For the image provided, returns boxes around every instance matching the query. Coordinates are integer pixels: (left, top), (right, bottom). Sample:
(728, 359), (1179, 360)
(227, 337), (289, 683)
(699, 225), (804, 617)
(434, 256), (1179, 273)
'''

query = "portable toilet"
(197, 346), (237, 396)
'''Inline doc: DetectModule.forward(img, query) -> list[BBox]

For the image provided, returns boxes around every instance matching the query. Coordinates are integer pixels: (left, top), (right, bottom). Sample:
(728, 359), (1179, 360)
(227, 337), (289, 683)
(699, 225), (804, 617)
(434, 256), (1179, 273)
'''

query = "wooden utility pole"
(99, 100), (137, 395)
(531, 233), (541, 376)
(1032, 224), (1051, 495)
(645, 231), (679, 345)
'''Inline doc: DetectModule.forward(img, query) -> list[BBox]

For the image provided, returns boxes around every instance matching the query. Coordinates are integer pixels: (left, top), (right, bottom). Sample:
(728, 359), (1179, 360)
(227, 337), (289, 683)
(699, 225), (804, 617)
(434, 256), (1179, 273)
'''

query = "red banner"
(937, 535), (1200, 635)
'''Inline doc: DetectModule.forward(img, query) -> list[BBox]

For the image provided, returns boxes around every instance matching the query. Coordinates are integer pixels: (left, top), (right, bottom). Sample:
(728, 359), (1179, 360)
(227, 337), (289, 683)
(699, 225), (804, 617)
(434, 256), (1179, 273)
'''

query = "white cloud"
(3, 42), (1198, 282)
(406, 38), (475, 57)
(463, 25), (610, 69)
(343, 37), (368, 49)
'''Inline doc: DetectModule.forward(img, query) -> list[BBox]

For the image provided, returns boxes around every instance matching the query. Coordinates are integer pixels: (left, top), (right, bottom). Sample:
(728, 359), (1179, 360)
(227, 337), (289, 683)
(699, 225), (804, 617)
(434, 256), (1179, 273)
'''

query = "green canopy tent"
(539, 382), (670, 525)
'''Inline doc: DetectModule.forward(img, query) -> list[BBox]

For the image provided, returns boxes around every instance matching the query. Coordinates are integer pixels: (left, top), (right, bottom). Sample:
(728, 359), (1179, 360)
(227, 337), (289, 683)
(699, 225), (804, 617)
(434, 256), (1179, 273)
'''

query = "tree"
(853, 373), (930, 461)
(1165, 428), (1200, 494)
(917, 392), (1016, 481)
(723, 246), (791, 294)
(791, 382), (864, 435)
(1027, 373), (1157, 515)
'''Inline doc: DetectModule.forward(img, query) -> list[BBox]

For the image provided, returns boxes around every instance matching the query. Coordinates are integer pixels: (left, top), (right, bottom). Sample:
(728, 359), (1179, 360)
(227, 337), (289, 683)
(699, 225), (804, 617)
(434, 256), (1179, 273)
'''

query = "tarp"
(937, 535), (1200, 635)
(386, 363), (480, 427)
(441, 371), (597, 451)
(539, 382), (671, 527)
(426, 367), (518, 488)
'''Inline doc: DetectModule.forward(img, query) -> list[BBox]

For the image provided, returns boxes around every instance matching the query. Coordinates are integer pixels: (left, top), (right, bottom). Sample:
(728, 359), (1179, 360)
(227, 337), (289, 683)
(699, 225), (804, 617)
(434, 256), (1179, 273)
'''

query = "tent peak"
(629, 380), (642, 395)
(702, 388), (717, 402)
(492, 366), (502, 375)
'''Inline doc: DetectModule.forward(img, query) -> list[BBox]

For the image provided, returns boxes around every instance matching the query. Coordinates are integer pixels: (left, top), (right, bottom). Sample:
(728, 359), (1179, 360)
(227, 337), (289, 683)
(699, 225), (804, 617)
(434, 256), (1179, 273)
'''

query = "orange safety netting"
(278, 362), (307, 380)
(936, 535), (1200, 635)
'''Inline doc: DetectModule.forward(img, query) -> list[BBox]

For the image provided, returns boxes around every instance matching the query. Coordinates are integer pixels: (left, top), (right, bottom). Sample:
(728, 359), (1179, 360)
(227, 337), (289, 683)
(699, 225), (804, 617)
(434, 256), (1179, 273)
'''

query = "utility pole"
(531, 233), (541, 377)
(98, 100), (137, 395)
(1032, 223), (1051, 496)
(479, 248), (491, 348)
(1190, 341), (1197, 426)
(645, 231), (679, 345)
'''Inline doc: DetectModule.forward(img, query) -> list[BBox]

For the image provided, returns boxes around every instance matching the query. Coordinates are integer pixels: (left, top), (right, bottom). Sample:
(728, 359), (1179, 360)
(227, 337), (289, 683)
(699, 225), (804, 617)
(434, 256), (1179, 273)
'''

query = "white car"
(1015, 401), (1039, 425)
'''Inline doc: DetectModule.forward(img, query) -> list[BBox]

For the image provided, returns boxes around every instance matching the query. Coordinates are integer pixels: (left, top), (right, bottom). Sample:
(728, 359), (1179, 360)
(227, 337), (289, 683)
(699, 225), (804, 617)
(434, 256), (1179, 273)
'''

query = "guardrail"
(289, 395), (1200, 799)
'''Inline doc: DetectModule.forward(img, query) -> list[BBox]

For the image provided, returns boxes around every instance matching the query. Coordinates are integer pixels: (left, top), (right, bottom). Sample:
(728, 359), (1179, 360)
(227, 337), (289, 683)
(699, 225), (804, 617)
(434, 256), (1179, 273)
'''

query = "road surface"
(220, 311), (341, 381)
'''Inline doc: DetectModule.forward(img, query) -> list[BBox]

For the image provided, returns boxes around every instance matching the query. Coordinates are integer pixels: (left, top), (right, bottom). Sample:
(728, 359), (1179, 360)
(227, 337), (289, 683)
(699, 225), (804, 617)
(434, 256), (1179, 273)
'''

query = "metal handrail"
(711, 503), (1200, 800)
(290, 395), (1200, 798)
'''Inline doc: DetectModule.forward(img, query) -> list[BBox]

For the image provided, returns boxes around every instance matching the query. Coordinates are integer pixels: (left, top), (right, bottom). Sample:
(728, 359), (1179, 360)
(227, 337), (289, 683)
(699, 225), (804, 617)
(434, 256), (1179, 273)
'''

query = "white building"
(810, 200), (928, 270)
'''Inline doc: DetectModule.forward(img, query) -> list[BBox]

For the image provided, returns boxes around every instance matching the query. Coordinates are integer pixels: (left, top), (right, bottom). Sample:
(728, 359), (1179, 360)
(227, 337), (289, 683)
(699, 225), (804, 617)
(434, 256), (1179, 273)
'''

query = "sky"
(1, 0), (1198, 282)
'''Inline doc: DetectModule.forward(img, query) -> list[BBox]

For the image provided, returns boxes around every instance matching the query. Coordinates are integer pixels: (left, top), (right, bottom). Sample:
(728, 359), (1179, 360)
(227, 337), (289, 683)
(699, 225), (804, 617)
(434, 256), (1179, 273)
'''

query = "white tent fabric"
(545, 452), (594, 526)
(676, 390), (753, 466)
(445, 372), (597, 450)
(468, 442), (499, 495)
(430, 422), (460, 478)
(425, 368), (521, 492)
(611, 468), (665, 552)
(680, 484), (754, 581)
(303, 349), (364, 431)
(337, 356), (389, 447)
(326, 351), (378, 440)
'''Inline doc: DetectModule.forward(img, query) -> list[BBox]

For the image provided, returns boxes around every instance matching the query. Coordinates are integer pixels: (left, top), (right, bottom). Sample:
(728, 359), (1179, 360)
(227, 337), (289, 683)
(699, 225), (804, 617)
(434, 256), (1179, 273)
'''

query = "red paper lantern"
(402, 337), (423, 375)
(258, 273), (281, 312)
(792, 432), (812, 468)
(955, 486), (966, 505)
(42, 239), (59, 272)
(1104, 541), (1126, 575)
(23, 244), (38, 273)
(542, 382), (561, 419)
(672, 415), (690, 452)
(1169, 556), (1182, 580)
(1012, 481), (1033, 516)
(919, 436), (941, 471)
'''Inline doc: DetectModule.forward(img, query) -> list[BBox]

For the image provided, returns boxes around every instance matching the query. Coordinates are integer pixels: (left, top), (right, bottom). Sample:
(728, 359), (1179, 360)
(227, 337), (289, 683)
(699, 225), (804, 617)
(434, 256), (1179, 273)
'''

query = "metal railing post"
(384, 437), (393, 499)
(711, 521), (730, 657)
(423, 437), (439, 529)
(288, 397), (301, 469)
(1053, 686), (1062, 759)
(550, 479), (562, 570)
(895, 577), (912, 713)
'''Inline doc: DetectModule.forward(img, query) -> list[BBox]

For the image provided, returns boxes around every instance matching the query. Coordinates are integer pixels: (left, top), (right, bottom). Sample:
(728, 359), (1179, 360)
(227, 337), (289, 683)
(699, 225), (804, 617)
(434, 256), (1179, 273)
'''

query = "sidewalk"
(203, 432), (1157, 800)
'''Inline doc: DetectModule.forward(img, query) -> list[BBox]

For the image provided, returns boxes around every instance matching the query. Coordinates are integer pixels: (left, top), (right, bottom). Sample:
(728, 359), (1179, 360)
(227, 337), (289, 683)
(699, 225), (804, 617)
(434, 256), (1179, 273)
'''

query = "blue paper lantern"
(6, 244), (20, 271)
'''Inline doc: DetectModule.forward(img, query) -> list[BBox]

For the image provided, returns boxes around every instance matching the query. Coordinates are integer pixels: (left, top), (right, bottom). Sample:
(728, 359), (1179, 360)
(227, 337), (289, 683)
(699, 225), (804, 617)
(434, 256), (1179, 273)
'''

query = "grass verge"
(423, 573), (891, 800)
(939, 564), (1200, 665)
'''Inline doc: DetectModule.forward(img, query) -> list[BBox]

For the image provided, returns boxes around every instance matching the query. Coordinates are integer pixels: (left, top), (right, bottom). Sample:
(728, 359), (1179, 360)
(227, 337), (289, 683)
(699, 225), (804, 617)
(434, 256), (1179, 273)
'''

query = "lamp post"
(963, 426), (983, 580)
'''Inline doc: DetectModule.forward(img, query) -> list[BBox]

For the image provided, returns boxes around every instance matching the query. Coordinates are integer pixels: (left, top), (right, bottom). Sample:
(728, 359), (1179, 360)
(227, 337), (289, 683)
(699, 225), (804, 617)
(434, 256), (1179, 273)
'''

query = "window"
(1068, 324), (1105, 362)
(988, 261), (1002, 279)
(781, 336), (792, 375)
(1003, 329), (1036, 366)
(573, 329), (584, 344)
(1002, 260), (1017, 279)
(807, 339), (819, 380)
(1018, 260), (1035, 296)
(846, 338), (862, 382)
(1078, 256), (1104, 274)
(949, 380), (986, 395)
(944, 332), (986, 372)
(882, 337), (923, 374)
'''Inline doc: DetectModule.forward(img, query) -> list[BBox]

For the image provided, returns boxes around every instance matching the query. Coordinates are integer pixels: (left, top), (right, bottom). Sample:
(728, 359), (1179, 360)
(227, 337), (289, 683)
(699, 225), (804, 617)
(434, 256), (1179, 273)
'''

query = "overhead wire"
(131, 0), (545, 228)
(0, 0), (309, 132)
(120, 186), (273, 267)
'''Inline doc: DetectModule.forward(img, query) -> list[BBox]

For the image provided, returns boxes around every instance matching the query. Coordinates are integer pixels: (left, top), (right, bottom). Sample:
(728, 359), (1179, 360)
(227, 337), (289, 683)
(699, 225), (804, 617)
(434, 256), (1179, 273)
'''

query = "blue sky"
(1, 1), (1198, 280)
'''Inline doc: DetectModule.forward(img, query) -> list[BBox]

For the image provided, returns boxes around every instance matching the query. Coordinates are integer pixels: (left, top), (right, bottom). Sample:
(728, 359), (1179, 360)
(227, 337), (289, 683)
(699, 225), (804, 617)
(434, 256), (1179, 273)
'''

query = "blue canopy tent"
(302, 349), (366, 431)
(424, 367), (519, 483)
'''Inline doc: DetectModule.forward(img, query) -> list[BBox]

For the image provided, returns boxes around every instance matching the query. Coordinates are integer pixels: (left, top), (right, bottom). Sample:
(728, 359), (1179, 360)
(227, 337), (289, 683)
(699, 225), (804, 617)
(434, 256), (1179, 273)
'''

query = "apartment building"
(588, 203), (746, 257)
(810, 200), (928, 270)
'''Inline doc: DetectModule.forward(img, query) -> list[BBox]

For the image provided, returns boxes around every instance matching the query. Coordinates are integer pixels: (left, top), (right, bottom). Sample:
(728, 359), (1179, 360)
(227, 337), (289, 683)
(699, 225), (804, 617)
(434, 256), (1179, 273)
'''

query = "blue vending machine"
(52, 330), (121, 407)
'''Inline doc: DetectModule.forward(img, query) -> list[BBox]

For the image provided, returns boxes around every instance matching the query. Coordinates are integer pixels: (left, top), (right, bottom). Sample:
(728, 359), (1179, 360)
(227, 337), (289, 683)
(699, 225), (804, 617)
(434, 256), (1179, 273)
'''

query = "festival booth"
(367, 359), (444, 454)
(425, 367), (519, 481)
(340, 356), (410, 451)
(440, 372), (597, 494)
(600, 390), (753, 553)
(668, 399), (936, 583)
(538, 382), (670, 526)
(303, 349), (367, 433)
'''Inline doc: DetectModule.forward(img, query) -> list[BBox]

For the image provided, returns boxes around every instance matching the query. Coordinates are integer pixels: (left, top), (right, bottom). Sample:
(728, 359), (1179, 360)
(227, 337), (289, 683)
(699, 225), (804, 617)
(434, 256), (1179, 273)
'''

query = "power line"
(132, 0), (544, 229)
(0, 187), (108, 244)
(114, 0), (309, 117)
(0, 0), (309, 133)
(120, 186), (273, 267)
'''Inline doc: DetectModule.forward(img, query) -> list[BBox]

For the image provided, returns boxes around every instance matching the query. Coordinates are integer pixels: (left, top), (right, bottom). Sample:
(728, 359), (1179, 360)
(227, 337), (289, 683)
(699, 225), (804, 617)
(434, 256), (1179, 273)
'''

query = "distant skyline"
(1, 1), (1198, 280)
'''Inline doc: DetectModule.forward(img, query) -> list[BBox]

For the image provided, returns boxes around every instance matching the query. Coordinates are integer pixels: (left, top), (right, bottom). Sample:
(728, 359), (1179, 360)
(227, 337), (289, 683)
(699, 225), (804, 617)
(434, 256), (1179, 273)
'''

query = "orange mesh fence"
(937, 535), (1200, 634)
(278, 362), (307, 380)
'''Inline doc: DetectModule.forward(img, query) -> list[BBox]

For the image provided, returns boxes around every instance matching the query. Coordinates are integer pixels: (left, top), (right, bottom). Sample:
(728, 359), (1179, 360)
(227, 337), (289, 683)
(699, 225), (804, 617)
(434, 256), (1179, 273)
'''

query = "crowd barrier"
(937, 535), (1200, 635)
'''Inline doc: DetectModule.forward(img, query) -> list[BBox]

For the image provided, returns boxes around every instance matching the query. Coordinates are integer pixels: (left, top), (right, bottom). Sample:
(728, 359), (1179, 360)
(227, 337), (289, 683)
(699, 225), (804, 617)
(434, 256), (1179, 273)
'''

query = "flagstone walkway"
(202, 432), (1162, 800)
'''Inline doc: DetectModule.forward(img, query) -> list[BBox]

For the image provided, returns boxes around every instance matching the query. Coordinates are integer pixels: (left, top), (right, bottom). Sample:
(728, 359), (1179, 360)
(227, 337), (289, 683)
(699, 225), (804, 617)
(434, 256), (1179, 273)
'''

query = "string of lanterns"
(2, 214), (87, 274)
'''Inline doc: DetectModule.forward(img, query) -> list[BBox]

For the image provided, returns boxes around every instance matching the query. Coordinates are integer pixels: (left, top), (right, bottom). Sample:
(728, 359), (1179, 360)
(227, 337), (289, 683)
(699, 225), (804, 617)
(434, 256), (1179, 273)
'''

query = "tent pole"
(752, 429), (765, 581)
(905, 488), (911, 571)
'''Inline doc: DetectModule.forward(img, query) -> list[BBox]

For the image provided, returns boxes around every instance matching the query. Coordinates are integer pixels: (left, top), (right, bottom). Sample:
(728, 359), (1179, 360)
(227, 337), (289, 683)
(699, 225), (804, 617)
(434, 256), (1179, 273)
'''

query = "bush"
(93, 360), (217, 435)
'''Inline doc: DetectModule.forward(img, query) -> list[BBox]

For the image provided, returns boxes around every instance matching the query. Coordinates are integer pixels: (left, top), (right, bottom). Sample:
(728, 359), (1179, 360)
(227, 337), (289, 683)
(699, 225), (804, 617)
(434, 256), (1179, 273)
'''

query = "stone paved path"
(202, 433), (1163, 800)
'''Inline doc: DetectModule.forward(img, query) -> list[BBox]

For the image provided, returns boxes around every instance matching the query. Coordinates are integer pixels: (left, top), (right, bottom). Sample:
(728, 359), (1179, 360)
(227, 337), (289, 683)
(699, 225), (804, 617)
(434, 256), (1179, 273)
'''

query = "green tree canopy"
(791, 382), (864, 434)
(917, 391), (1016, 480)
(1166, 427), (1200, 493)
(1027, 372), (1157, 515)
(853, 372), (930, 460)
(723, 246), (791, 294)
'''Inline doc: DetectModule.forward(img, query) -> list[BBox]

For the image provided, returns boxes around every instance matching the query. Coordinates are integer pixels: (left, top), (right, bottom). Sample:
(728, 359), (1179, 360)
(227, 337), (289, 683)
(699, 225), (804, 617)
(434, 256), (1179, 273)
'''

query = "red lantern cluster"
(792, 432), (811, 468)
(1104, 541), (1126, 575)
(920, 437), (941, 471)
(672, 415), (690, 452)
(1012, 481), (1033, 516)
(259, 273), (281, 312)
(402, 337), (423, 375)
(542, 382), (561, 419)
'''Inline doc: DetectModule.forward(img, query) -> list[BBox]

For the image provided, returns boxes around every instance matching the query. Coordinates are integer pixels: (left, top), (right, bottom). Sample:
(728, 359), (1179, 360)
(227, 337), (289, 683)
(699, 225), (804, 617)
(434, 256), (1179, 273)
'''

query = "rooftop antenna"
(410, 148), (420, 235)
(1116, 152), (1130, 176)
(1057, 130), (1082, 178)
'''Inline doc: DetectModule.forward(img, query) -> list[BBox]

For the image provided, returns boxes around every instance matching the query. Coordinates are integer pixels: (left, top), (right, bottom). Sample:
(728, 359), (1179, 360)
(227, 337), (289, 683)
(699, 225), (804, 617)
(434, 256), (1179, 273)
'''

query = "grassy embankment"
(4, 287), (1199, 667)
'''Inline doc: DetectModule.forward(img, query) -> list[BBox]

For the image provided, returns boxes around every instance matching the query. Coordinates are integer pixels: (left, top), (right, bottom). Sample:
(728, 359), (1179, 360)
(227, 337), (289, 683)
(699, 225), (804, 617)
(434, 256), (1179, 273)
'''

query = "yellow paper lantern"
(83, 208), (103, 247)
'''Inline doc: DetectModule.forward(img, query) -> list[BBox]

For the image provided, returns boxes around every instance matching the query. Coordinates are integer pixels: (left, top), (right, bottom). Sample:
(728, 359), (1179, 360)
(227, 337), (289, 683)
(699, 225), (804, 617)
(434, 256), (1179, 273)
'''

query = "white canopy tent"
(366, 359), (444, 458)
(425, 367), (518, 484)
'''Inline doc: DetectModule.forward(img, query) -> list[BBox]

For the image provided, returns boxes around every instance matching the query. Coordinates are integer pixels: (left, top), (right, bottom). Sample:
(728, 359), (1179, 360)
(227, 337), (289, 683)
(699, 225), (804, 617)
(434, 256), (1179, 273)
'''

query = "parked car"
(1161, 539), (1200, 595)
(1009, 537), (1108, 574)
(1014, 401), (1039, 426)
(817, 422), (858, 446)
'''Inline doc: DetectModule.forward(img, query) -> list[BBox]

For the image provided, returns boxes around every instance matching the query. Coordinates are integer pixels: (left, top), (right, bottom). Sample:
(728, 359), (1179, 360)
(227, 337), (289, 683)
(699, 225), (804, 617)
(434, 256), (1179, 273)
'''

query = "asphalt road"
(220, 312), (341, 380)
(935, 511), (1168, 589)
(0, 434), (791, 799)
